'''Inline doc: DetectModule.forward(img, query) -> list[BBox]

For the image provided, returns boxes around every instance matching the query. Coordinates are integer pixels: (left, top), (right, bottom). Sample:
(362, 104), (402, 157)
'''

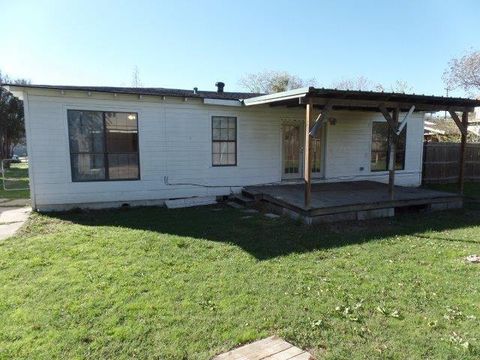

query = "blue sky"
(1, 0), (479, 96)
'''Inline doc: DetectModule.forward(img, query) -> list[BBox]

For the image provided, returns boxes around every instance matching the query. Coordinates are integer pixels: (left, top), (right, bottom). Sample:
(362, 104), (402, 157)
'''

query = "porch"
(244, 87), (480, 211)
(243, 181), (462, 224)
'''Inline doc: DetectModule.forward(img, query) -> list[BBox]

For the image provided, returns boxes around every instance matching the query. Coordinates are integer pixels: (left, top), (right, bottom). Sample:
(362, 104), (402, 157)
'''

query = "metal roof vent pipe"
(215, 82), (225, 93)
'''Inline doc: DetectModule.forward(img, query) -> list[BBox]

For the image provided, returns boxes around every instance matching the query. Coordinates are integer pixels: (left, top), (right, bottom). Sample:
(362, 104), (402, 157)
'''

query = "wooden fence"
(423, 142), (480, 183)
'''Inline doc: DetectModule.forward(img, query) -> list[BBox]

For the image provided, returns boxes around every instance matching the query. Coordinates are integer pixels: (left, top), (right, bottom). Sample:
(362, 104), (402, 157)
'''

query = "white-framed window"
(212, 116), (237, 166)
(371, 122), (406, 172)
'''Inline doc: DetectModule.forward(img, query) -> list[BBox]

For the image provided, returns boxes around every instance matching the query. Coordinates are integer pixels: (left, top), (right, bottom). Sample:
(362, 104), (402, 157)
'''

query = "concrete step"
(226, 201), (243, 209)
(233, 194), (256, 206)
(242, 189), (262, 201)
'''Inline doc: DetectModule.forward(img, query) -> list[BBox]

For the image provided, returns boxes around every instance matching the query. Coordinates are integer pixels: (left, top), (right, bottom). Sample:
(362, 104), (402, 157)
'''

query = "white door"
(282, 124), (302, 179)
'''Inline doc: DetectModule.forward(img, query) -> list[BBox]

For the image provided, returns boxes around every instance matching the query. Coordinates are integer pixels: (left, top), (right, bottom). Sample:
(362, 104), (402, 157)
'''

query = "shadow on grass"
(44, 205), (480, 260)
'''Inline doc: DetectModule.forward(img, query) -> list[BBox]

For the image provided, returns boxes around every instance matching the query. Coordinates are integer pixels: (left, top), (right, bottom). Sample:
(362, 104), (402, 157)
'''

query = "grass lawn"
(0, 163), (30, 200)
(0, 205), (479, 359)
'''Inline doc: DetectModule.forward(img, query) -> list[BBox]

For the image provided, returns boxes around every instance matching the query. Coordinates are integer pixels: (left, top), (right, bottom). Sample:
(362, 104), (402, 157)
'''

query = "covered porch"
(244, 87), (480, 210)
(243, 181), (463, 224)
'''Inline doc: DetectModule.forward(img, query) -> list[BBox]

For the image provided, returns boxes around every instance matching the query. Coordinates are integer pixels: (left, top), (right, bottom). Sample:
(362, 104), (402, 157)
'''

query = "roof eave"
(243, 86), (480, 112)
(243, 87), (311, 106)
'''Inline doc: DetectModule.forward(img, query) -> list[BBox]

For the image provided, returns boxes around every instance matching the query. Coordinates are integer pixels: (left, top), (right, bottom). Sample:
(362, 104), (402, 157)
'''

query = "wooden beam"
(388, 107), (400, 199)
(458, 112), (468, 194)
(309, 101), (332, 138)
(304, 99), (313, 208)
(299, 97), (474, 113)
(397, 105), (415, 134)
(379, 104), (397, 131)
(449, 110), (468, 136)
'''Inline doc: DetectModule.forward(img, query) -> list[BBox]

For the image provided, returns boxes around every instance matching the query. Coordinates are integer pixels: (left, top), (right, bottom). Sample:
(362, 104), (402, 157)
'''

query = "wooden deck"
(213, 336), (314, 360)
(244, 181), (463, 224)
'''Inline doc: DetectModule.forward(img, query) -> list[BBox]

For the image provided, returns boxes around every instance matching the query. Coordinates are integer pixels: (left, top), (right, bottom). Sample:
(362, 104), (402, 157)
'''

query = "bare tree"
(331, 76), (384, 91)
(131, 66), (142, 88)
(390, 80), (413, 93)
(239, 70), (316, 94)
(443, 49), (480, 96)
(331, 76), (413, 93)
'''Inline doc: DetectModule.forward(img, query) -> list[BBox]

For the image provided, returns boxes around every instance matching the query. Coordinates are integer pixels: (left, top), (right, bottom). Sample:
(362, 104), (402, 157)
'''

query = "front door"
(282, 124), (302, 179)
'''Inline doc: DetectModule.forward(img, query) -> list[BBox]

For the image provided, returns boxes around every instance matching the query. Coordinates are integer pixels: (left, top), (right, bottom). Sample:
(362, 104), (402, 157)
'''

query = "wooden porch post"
(388, 107), (400, 199)
(458, 111), (468, 194)
(304, 99), (313, 208)
(449, 110), (469, 195)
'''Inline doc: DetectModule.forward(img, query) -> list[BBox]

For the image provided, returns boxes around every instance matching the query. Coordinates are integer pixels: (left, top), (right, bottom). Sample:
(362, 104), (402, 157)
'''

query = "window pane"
(212, 117), (221, 129)
(220, 128), (229, 140)
(71, 153), (105, 181)
(220, 153), (227, 165)
(371, 122), (389, 171)
(312, 139), (321, 173)
(395, 126), (407, 170)
(105, 112), (138, 153)
(108, 153), (139, 180)
(220, 142), (228, 154)
(68, 110), (104, 153)
(220, 118), (228, 129)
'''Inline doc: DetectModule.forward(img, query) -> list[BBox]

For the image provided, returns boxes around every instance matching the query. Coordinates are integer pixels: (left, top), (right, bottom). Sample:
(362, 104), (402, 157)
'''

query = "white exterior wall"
(22, 90), (425, 211)
(324, 111), (424, 186)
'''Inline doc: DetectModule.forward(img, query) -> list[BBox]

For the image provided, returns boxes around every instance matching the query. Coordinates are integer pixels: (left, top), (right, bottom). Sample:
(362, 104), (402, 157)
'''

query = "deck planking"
(213, 336), (314, 360)
(245, 181), (460, 213)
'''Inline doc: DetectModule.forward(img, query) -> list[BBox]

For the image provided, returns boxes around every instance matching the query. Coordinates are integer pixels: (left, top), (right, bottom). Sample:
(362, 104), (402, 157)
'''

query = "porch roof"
(243, 87), (480, 112)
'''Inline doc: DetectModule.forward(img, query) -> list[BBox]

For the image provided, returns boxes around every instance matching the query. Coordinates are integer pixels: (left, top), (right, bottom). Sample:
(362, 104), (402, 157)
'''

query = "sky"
(1, 0), (479, 97)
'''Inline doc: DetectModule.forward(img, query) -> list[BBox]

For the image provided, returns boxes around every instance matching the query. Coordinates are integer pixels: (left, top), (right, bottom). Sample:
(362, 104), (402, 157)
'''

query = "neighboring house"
(424, 113), (480, 141)
(3, 84), (480, 214)
(424, 119), (446, 141)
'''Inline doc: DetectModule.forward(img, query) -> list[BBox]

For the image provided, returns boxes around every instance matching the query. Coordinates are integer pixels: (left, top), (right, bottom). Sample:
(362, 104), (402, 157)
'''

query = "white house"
(3, 83), (479, 220)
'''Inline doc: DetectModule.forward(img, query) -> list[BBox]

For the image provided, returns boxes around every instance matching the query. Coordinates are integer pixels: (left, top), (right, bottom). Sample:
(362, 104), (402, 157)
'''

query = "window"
(68, 110), (139, 181)
(371, 122), (406, 172)
(312, 138), (322, 173)
(212, 116), (237, 166)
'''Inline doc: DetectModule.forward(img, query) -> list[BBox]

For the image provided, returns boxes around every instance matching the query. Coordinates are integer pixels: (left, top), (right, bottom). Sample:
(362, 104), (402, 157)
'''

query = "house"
(4, 83), (480, 223)
(424, 119), (446, 141)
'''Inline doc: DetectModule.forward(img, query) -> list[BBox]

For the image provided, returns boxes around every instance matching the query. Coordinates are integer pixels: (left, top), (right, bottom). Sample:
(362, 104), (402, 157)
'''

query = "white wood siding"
(324, 111), (424, 186)
(23, 91), (425, 210)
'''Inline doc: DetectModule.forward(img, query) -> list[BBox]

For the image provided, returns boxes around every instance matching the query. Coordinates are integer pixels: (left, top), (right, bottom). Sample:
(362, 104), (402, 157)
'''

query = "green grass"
(0, 163), (30, 200)
(425, 182), (480, 199)
(1, 206), (479, 359)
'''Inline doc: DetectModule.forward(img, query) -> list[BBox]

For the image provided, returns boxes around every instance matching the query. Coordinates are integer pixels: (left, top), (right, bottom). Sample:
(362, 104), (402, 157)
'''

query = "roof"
(244, 87), (480, 112)
(4, 84), (480, 112)
(2, 84), (263, 101)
